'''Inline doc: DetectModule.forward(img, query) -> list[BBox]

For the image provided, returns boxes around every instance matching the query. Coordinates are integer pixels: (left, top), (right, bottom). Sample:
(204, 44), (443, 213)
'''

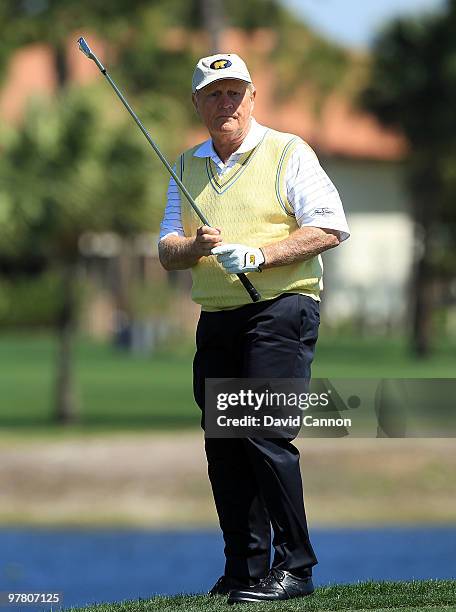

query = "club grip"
(237, 273), (261, 302)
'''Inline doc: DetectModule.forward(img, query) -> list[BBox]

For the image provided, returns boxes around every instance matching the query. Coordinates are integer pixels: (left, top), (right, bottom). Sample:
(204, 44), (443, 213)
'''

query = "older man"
(158, 54), (350, 604)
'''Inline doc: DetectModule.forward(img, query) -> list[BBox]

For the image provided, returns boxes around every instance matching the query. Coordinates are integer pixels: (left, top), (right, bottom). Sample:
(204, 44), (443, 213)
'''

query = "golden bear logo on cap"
(210, 59), (232, 70)
(249, 254), (256, 265)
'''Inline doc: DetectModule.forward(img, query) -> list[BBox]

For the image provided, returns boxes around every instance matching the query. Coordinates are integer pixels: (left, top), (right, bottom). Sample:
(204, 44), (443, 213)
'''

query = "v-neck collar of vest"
(205, 129), (269, 195)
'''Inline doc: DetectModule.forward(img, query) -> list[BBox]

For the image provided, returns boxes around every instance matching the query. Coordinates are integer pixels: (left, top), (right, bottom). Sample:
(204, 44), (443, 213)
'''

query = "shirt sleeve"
(159, 173), (185, 242)
(286, 143), (350, 242)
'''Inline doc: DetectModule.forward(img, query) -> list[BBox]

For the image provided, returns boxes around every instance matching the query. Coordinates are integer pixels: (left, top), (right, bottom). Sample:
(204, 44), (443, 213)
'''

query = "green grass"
(0, 332), (196, 433)
(0, 331), (455, 435)
(314, 331), (456, 378)
(59, 580), (456, 611)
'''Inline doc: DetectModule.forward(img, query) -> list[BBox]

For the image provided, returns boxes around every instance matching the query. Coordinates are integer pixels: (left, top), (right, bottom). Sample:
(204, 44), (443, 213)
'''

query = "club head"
(78, 37), (93, 59)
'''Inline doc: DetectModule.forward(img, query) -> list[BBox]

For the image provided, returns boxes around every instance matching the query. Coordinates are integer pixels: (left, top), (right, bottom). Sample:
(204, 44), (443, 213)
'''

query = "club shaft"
(102, 72), (211, 226)
(84, 42), (260, 302)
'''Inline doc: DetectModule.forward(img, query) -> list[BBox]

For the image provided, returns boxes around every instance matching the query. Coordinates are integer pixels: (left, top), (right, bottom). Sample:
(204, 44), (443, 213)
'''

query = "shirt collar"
(193, 119), (267, 158)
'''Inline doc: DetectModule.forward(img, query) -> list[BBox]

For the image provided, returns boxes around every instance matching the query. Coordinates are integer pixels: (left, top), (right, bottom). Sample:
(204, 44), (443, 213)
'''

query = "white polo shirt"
(159, 119), (350, 242)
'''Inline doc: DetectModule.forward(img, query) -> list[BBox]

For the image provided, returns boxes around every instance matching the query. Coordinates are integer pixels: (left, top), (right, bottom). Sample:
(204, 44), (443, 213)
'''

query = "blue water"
(0, 527), (455, 610)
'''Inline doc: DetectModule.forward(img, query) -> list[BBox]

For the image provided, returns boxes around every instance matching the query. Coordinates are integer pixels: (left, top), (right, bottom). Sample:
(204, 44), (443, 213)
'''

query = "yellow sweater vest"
(179, 128), (323, 311)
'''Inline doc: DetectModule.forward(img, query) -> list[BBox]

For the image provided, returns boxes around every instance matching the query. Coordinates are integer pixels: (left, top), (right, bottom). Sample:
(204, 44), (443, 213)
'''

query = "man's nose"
(218, 93), (233, 108)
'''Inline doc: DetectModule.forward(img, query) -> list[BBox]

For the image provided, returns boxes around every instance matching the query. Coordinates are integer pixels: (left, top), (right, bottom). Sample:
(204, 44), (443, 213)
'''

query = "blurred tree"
(113, 6), (199, 100)
(181, 0), (351, 107)
(172, 0), (284, 30)
(0, 1), (198, 112)
(0, 0), (354, 121)
(0, 1), (153, 85)
(0, 1), (196, 424)
(361, 1), (456, 357)
(272, 14), (352, 109)
(201, 0), (224, 54)
(0, 85), (182, 423)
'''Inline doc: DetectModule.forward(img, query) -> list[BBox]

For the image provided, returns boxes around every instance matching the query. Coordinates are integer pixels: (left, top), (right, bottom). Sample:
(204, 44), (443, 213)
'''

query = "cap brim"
(193, 74), (252, 92)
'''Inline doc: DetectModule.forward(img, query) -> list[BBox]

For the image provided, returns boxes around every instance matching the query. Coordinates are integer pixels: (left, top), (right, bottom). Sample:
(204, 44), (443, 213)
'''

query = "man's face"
(193, 79), (255, 138)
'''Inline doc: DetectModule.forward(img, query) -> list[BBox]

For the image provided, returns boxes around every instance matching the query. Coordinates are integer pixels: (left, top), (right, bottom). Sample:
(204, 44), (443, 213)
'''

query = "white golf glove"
(212, 244), (265, 274)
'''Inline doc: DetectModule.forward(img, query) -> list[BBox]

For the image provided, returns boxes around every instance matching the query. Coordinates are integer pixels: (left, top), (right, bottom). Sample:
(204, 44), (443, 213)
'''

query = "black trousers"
(193, 293), (320, 581)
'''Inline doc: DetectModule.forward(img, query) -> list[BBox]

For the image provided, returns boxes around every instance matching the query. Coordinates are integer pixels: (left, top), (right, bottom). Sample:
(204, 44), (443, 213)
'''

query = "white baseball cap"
(192, 53), (252, 92)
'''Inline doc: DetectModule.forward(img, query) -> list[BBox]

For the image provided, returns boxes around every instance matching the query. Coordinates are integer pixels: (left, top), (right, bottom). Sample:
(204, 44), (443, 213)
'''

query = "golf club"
(77, 37), (261, 303)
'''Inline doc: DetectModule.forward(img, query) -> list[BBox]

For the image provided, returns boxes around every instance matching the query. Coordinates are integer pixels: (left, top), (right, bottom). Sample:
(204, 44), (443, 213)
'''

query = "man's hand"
(193, 226), (223, 257)
(158, 226), (222, 271)
(212, 244), (265, 274)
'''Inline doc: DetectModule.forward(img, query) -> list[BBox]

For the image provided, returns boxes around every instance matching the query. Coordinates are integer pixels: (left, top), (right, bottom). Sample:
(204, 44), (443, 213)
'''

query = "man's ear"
(250, 88), (256, 110)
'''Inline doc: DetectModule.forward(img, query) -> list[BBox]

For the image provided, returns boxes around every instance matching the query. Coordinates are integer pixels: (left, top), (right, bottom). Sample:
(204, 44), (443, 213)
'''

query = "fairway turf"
(60, 580), (456, 611)
(0, 331), (455, 433)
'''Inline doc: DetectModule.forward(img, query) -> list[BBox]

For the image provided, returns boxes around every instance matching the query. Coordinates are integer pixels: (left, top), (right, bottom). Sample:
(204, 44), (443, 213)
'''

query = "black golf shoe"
(208, 575), (259, 596)
(227, 568), (314, 604)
